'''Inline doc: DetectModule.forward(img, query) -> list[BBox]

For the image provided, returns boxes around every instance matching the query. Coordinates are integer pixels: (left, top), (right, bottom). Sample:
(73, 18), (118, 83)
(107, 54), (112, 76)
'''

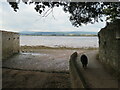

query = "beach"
(2, 46), (98, 88)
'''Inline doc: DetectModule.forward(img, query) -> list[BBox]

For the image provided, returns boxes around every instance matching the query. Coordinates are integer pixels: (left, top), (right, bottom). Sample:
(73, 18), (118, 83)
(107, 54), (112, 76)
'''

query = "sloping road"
(77, 50), (118, 88)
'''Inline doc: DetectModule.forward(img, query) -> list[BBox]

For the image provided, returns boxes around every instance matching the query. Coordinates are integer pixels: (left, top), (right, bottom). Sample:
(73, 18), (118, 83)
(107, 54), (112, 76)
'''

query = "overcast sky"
(0, 1), (106, 33)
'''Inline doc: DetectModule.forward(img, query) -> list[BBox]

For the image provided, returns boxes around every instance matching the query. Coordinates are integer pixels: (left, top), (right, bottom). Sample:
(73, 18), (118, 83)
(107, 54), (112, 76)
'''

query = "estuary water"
(20, 36), (99, 48)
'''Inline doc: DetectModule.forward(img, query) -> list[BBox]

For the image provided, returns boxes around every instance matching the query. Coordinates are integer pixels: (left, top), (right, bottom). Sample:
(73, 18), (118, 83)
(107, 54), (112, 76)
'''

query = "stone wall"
(0, 31), (1, 90)
(0, 31), (2, 61)
(98, 19), (120, 72)
(0, 30), (20, 60)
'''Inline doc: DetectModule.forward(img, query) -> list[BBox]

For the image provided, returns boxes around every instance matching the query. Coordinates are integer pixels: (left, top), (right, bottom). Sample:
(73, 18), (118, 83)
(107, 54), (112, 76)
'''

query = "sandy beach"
(2, 46), (97, 88)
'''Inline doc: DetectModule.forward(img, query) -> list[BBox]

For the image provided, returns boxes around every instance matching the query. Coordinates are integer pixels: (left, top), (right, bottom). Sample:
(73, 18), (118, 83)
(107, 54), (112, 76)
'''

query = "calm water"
(20, 36), (99, 48)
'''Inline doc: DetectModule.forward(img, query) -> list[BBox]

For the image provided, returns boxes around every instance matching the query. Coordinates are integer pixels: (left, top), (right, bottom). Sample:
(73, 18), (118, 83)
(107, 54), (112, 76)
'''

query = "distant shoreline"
(20, 34), (98, 37)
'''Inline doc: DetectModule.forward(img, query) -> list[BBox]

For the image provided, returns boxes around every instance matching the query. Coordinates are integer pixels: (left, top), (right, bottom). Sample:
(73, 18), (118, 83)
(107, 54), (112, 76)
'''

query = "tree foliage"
(7, 0), (120, 27)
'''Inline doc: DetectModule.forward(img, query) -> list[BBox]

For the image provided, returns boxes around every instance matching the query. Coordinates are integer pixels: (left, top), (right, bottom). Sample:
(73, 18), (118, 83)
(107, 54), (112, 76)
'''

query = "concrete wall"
(0, 31), (1, 90)
(0, 31), (2, 61)
(98, 19), (120, 72)
(0, 30), (20, 60)
(69, 52), (87, 88)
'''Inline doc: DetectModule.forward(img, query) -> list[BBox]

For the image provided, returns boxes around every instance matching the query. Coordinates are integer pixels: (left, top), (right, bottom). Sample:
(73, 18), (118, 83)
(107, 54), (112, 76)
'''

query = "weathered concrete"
(69, 50), (118, 88)
(76, 50), (118, 88)
(0, 31), (2, 61)
(98, 19), (120, 74)
(0, 30), (20, 60)
(69, 52), (88, 88)
(0, 31), (2, 89)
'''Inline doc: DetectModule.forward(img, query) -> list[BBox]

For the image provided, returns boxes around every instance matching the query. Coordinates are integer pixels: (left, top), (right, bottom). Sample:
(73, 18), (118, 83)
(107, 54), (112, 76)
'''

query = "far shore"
(20, 34), (98, 37)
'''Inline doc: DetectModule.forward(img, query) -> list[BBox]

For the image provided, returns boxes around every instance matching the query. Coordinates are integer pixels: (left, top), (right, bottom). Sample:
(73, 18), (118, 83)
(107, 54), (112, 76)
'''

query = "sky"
(0, 1), (106, 33)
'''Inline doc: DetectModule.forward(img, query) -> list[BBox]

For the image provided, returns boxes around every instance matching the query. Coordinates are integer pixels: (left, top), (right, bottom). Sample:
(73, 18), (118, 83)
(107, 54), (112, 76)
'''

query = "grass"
(20, 45), (98, 50)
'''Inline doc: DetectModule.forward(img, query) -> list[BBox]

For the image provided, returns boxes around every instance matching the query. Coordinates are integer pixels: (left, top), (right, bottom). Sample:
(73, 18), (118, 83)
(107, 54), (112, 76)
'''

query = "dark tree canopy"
(7, 0), (120, 27)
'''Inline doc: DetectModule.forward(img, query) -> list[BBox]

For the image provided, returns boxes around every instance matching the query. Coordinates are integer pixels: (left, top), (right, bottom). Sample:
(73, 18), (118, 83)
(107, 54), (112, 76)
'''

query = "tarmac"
(77, 50), (119, 88)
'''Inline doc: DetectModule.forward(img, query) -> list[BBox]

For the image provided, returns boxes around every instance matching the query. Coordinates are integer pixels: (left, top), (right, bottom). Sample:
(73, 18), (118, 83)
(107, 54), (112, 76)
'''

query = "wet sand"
(3, 47), (97, 88)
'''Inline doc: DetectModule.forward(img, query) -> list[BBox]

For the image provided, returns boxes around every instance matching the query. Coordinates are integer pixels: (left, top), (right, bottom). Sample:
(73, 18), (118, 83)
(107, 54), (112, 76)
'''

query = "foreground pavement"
(77, 50), (118, 88)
